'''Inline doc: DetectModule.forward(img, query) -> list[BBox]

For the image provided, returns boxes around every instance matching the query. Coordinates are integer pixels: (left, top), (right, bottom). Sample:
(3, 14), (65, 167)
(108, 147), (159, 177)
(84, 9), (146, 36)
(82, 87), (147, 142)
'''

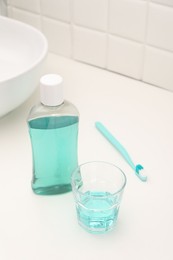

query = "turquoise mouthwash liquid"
(76, 191), (119, 233)
(29, 116), (79, 195)
(27, 74), (79, 195)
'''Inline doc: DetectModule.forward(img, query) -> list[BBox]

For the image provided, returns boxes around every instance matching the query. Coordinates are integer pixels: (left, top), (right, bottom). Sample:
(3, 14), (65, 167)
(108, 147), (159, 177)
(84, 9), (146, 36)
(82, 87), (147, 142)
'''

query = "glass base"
(32, 183), (72, 195)
(78, 219), (116, 234)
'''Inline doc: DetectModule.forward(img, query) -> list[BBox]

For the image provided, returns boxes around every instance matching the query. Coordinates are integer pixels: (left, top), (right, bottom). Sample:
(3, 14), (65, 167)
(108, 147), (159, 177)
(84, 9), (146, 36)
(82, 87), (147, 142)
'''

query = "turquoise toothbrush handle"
(95, 122), (147, 182)
(95, 122), (136, 170)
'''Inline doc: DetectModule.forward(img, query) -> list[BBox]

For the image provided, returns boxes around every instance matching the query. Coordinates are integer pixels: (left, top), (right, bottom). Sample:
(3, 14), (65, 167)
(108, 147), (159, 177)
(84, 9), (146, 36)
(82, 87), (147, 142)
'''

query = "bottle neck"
(40, 100), (64, 108)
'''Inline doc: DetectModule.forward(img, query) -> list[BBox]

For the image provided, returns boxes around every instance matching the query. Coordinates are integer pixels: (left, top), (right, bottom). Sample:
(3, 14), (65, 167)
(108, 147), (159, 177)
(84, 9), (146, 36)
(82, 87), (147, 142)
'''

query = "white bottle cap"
(40, 74), (64, 106)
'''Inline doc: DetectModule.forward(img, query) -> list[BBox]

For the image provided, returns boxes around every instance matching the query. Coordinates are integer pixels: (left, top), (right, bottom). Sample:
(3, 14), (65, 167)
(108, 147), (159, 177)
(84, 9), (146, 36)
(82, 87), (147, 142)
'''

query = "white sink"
(0, 16), (48, 117)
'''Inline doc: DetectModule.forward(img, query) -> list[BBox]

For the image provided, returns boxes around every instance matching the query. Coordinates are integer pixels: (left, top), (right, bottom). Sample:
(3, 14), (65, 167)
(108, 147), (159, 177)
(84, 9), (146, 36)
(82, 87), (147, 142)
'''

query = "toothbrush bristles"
(136, 164), (144, 173)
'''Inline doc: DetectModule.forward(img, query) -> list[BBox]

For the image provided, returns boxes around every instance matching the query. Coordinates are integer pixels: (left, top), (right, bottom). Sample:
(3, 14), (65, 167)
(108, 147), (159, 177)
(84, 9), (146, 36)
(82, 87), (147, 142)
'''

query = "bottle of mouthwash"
(27, 74), (79, 195)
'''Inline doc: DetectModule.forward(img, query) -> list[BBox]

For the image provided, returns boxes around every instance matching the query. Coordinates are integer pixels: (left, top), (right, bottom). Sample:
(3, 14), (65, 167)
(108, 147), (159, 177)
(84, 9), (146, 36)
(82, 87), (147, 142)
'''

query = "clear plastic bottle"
(27, 74), (79, 195)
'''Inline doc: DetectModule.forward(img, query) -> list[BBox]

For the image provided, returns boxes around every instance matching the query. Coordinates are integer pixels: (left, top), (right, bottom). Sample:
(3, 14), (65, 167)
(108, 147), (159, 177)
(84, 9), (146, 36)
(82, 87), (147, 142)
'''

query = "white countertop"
(0, 53), (173, 260)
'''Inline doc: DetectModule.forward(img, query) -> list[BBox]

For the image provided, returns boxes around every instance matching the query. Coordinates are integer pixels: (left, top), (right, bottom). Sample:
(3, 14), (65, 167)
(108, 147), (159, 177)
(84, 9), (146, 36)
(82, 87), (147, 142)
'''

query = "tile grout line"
(105, 0), (110, 70)
(140, 0), (151, 82)
(6, 3), (40, 15)
(69, 0), (74, 60)
(8, 3), (173, 58)
(151, 1), (173, 9)
(4, 0), (173, 91)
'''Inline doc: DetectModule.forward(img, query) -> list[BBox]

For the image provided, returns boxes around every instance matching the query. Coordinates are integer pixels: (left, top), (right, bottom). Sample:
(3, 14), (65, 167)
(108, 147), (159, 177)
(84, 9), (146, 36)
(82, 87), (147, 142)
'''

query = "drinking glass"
(71, 161), (126, 234)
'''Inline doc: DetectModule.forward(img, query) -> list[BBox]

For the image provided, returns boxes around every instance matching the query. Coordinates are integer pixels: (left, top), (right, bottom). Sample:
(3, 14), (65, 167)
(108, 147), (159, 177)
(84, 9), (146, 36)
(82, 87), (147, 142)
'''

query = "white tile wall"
(4, 0), (173, 91)
(152, 0), (173, 7)
(73, 26), (107, 68)
(10, 7), (41, 29)
(8, 0), (40, 13)
(143, 46), (173, 90)
(107, 36), (144, 79)
(0, 0), (7, 15)
(147, 3), (173, 52)
(42, 17), (71, 57)
(73, 0), (108, 32)
(41, 0), (71, 23)
(109, 0), (147, 42)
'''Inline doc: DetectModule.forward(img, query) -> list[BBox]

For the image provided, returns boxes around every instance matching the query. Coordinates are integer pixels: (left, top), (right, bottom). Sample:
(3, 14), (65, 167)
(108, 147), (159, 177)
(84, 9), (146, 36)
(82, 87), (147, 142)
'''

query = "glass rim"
(71, 160), (127, 197)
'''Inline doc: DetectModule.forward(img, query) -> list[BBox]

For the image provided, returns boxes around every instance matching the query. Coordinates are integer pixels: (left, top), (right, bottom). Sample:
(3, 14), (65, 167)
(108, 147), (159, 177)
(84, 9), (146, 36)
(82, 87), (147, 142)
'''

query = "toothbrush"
(95, 121), (147, 182)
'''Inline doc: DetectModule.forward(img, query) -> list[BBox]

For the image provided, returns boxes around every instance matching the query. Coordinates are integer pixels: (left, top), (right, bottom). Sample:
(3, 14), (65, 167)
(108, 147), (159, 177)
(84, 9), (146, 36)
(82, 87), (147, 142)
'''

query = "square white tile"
(73, 0), (108, 31)
(41, 0), (71, 23)
(10, 7), (41, 29)
(107, 35), (144, 79)
(73, 26), (107, 68)
(143, 46), (173, 91)
(42, 17), (71, 57)
(7, 6), (13, 17)
(109, 0), (147, 42)
(9, 0), (40, 13)
(147, 3), (173, 52)
(151, 0), (173, 7)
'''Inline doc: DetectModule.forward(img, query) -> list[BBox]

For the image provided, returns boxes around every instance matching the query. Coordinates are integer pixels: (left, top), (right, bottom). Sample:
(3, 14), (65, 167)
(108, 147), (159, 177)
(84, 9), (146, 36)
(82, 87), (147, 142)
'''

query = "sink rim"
(0, 16), (48, 84)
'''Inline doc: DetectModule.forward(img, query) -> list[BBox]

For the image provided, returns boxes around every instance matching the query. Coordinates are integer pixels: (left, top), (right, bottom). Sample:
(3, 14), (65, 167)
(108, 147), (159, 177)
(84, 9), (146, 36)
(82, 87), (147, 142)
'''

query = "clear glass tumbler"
(71, 161), (127, 234)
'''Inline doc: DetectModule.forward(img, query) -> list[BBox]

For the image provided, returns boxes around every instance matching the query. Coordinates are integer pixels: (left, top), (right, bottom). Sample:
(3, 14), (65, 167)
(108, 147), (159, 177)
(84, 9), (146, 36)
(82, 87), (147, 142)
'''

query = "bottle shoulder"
(27, 100), (79, 121)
